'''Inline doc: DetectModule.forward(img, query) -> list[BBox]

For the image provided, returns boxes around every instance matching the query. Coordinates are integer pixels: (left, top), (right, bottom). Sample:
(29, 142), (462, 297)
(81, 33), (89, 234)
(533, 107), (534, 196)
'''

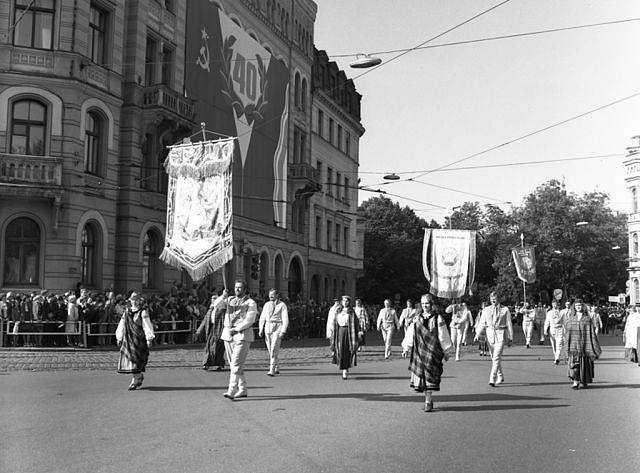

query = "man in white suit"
(259, 288), (289, 376)
(214, 280), (258, 400)
(544, 300), (566, 364)
(475, 291), (513, 386)
(377, 299), (399, 359)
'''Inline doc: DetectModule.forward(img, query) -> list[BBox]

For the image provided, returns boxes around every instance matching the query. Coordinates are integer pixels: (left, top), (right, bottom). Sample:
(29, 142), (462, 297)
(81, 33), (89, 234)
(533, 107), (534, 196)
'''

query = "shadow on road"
(439, 403), (570, 412)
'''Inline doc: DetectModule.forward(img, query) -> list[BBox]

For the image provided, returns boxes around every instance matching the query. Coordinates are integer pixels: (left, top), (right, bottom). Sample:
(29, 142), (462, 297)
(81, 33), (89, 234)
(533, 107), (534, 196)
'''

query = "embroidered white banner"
(160, 139), (234, 281)
(423, 229), (476, 299)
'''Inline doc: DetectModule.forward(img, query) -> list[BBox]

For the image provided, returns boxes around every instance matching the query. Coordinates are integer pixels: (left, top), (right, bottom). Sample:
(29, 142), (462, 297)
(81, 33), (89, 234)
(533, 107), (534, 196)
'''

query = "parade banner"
(186, 2), (289, 227)
(159, 139), (234, 281)
(512, 246), (537, 284)
(422, 229), (476, 298)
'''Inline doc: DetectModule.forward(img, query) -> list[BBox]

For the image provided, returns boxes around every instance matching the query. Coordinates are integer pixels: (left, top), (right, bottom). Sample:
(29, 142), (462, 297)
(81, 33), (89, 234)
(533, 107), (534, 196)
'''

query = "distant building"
(624, 135), (640, 304)
(0, 0), (364, 301)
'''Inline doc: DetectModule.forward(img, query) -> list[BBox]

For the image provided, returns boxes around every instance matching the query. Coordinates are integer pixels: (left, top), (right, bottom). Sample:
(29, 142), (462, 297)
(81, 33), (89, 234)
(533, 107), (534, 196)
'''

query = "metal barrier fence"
(1, 319), (195, 348)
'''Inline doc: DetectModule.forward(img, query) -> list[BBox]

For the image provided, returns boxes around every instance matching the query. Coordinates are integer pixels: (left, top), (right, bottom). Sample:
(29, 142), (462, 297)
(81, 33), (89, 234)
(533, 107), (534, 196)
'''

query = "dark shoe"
(488, 382), (495, 387)
(554, 359), (559, 365)
(202, 366), (209, 370)
(216, 366), (223, 371)
(135, 374), (144, 388)
(409, 382), (415, 388)
(424, 402), (434, 412)
(526, 344), (530, 348)
(581, 383), (588, 389)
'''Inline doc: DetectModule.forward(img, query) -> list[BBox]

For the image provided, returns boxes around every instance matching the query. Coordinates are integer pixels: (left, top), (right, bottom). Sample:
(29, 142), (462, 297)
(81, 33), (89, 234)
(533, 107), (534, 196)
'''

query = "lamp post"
(349, 54), (382, 69)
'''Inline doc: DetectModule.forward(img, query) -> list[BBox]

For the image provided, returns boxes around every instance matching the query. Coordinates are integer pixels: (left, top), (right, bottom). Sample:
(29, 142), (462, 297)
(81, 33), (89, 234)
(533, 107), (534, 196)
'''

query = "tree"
(356, 196), (433, 302)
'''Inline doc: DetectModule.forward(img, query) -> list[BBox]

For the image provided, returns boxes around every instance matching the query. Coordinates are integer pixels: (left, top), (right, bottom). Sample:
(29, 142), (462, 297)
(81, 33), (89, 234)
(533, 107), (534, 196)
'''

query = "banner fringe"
(160, 246), (233, 282)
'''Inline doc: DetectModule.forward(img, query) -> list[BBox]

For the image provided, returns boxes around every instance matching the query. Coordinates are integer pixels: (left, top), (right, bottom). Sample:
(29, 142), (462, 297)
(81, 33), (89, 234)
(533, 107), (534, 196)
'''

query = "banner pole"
(520, 233), (526, 303)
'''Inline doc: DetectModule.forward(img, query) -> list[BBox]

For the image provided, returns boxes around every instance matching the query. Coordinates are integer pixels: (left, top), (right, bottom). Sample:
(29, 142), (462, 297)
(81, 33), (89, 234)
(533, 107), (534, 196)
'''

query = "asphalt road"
(1, 337), (639, 473)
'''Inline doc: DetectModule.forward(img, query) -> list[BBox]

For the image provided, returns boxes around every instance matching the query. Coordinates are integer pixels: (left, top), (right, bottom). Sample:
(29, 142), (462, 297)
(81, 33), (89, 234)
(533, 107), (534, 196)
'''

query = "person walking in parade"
(535, 302), (547, 344)
(354, 298), (369, 352)
(519, 301), (535, 348)
(258, 288), (289, 376)
(195, 294), (227, 371)
(565, 299), (601, 389)
(115, 292), (155, 390)
(398, 299), (416, 334)
(544, 300), (566, 365)
(214, 281), (258, 400)
(327, 295), (360, 380)
(402, 294), (452, 412)
(446, 301), (473, 361)
(377, 299), (399, 359)
(475, 302), (490, 356)
(474, 291), (513, 387)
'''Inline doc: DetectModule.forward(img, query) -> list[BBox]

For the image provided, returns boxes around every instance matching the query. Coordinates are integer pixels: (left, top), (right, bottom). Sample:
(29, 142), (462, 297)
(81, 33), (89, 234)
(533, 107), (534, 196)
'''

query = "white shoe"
(223, 389), (236, 399)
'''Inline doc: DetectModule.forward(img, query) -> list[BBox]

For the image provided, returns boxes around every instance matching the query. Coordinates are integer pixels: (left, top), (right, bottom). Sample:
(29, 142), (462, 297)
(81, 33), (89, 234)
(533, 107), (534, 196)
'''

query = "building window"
(633, 188), (638, 214)
(161, 45), (174, 87)
(343, 226), (349, 256)
(84, 111), (103, 175)
(634, 233), (638, 256)
(13, 0), (55, 50)
(327, 167), (333, 196)
(292, 201), (304, 233)
(142, 231), (162, 289)
(336, 172), (342, 200)
(328, 118), (334, 144)
(10, 99), (46, 156)
(337, 125), (343, 151)
(145, 35), (158, 86)
(315, 215), (322, 247)
(294, 72), (300, 108)
(635, 279), (640, 302)
(335, 223), (341, 253)
(344, 177), (350, 203)
(3, 217), (40, 286)
(326, 220), (332, 251)
(301, 78), (307, 111)
(80, 224), (97, 287)
(345, 131), (351, 156)
(89, 4), (107, 65)
(317, 109), (324, 137)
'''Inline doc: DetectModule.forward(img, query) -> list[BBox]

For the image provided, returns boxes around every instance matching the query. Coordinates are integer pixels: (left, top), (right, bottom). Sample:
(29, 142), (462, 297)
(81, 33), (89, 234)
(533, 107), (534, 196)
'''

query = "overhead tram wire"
(364, 92), (640, 189)
(329, 17), (640, 59)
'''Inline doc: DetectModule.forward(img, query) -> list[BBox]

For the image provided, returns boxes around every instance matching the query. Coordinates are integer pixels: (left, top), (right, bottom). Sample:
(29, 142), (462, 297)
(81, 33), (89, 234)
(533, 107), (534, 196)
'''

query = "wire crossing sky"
(314, 0), (640, 221)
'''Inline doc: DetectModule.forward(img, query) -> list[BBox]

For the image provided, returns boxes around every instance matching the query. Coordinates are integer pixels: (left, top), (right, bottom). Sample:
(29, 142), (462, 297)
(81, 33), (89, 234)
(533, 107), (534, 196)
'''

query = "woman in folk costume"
(565, 299), (601, 390)
(328, 295), (360, 380)
(195, 295), (226, 371)
(354, 298), (369, 352)
(116, 292), (155, 390)
(402, 294), (452, 412)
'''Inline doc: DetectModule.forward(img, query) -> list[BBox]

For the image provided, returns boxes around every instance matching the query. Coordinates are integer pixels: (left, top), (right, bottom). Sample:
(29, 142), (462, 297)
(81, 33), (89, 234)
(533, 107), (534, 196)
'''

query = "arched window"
(84, 111), (103, 175)
(341, 279), (346, 295)
(142, 230), (162, 289)
(81, 224), (97, 287)
(301, 78), (307, 111)
(294, 72), (300, 108)
(10, 99), (46, 155)
(4, 217), (40, 286)
(634, 233), (638, 256)
(323, 277), (329, 302)
(633, 188), (638, 214)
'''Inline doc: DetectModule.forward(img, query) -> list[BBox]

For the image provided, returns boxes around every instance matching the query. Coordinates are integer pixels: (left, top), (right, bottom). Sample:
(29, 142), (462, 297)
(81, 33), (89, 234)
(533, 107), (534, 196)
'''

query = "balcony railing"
(0, 153), (62, 186)
(143, 84), (196, 120)
(289, 162), (320, 183)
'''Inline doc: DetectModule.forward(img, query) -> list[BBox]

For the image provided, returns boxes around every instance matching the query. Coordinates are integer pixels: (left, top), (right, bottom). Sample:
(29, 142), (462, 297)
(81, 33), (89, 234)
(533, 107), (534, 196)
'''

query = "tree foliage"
(358, 180), (628, 306)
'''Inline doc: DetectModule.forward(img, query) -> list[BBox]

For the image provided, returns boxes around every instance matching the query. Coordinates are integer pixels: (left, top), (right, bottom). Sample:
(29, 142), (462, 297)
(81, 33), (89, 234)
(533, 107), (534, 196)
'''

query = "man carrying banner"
(214, 281), (258, 400)
(518, 301), (536, 348)
(474, 291), (513, 386)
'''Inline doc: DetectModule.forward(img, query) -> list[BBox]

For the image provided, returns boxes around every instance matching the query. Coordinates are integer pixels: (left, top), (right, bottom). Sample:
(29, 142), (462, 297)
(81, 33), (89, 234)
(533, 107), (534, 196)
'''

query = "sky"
(313, 0), (640, 224)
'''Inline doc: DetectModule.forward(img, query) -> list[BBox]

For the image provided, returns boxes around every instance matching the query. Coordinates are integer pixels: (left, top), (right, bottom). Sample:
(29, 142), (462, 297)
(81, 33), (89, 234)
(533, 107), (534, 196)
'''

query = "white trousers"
(549, 328), (565, 361)
(224, 340), (251, 393)
(381, 327), (394, 358)
(488, 339), (505, 383)
(265, 331), (283, 373)
(522, 321), (534, 345)
(451, 326), (464, 359)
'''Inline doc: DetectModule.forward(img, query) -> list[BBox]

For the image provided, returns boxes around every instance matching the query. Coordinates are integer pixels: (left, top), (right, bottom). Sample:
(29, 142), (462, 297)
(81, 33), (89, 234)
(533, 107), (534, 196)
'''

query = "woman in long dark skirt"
(330, 295), (360, 380)
(195, 296), (226, 371)
(116, 292), (155, 390)
(565, 299), (601, 389)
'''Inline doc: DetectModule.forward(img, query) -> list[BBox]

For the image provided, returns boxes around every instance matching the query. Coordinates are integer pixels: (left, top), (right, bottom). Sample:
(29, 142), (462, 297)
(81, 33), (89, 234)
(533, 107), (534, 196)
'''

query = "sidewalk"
(0, 332), (625, 372)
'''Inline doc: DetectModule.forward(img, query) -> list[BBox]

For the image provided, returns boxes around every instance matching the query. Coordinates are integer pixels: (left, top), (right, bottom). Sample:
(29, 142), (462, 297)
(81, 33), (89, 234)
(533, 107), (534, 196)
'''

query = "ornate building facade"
(624, 135), (640, 304)
(0, 0), (364, 301)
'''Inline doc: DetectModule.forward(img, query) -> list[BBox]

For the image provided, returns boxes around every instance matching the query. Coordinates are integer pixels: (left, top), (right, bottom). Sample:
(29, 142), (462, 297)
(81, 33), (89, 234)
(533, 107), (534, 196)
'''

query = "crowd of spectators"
(1, 283), (632, 349)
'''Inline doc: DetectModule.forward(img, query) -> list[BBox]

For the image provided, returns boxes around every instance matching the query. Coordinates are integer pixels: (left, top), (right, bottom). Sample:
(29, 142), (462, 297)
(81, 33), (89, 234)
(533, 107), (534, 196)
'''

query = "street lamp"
(383, 173), (400, 181)
(349, 54), (382, 69)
